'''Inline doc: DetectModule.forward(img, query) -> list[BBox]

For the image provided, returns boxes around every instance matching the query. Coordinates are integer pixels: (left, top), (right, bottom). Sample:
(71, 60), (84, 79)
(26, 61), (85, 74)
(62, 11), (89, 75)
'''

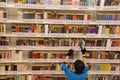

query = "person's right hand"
(67, 49), (74, 57)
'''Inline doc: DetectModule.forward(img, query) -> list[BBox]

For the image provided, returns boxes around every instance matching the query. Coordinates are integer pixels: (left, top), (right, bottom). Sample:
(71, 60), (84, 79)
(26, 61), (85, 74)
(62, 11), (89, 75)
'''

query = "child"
(61, 47), (88, 80)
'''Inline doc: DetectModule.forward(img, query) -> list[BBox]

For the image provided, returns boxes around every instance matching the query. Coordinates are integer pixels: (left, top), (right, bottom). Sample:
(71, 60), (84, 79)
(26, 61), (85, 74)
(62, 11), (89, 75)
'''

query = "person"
(61, 47), (88, 80)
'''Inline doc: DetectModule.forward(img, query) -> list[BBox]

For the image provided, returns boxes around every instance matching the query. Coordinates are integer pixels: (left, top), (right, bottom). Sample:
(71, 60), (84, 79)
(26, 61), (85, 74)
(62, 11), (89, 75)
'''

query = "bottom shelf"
(0, 75), (67, 80)
(0, 73), (120, 80)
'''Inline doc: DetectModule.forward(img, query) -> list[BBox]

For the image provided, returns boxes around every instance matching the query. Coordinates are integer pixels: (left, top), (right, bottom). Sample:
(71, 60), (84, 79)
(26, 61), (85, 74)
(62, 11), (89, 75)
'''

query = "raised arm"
(80, 39), (88, 66)
(83, 57), (88, 66)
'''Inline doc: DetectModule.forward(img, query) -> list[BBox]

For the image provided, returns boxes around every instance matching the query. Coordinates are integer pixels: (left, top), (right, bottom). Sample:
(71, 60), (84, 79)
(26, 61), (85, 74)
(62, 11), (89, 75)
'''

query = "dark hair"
(74, 59), (85, 74)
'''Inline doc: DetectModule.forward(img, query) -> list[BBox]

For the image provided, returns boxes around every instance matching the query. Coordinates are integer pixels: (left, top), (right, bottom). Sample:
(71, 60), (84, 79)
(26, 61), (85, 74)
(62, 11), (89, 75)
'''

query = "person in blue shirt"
(61, 47), (88, 80)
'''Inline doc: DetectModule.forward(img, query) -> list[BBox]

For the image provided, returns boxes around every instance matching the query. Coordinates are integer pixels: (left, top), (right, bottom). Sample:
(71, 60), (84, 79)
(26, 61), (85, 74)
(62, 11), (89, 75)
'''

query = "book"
(111, 40), (119, 47)
(2, 0), (7, 2)
(116, 26), (120, 34)
(3, 11), (7, 19)
(0, 25), (3, 32)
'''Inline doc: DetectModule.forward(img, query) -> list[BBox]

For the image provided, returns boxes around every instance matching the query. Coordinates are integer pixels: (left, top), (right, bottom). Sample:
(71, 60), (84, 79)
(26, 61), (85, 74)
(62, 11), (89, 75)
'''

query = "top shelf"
(0, 2), (120, 11)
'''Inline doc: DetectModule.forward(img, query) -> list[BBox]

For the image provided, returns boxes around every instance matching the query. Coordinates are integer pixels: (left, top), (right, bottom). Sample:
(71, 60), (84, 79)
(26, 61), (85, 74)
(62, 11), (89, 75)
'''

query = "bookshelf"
(0, 0), (120, 80)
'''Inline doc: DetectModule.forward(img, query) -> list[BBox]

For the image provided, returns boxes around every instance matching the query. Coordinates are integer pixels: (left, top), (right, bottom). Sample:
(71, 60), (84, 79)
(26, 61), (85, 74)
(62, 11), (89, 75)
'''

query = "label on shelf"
(102, 34), (120, 38)
(67, 33), (84, 38)
(16, 46), (34, 50)
(36, 19), (44, 23)
(78, 6), (88, 10)
(103, 6), (119, 10)
(109, 47), (120, 51)
(65, 20), (87, 24)
(46, 19), (65, 24)
(48, 33), (67, 38)
(12, 32), (45, 37)
(108, 34), (117, 38)
(97, 20), (120, 25)
(87, 59), (112, 63)
(115, 34), (120, 38)
(22, 19), (37, 23)
(85, 34), (99, 38)
(14, 3), (36, 9)
(59, 5), (72, 10)
(0, 46), (9, 50)
(86, 46), (105, 51)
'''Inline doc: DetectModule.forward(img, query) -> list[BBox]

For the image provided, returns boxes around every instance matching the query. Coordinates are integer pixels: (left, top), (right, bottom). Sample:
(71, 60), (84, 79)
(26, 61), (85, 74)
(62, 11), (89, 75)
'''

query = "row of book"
(50, 25), (97, 34)
(0, 51), (11, 59)
(10, 25), (120, 34)
(16, 38), (120, 47)
(0, 41), (8, 46)
(0, 0), (6, 2)
(102, 26), (120, 34)
(0, 51), (22, 60)
(50, 25), (86, 33)
(104, 0), (120, 6)
(47, 13), (90, 20)
(28, 51), (74, 59)
(0, 64), (27, 71)
(95, 75), (120, 80)
(0, 63), (62, 71)
(2, 50), (120, 60)
(86, 26), (98, 34)
(0, 10), (7, 19)
(16, 38), (107, 47)
(0, 50), (72, 60)
(87, 51), (120, 59)
(11, 24), (98, 34)
(0, 37), (9, 46)
(0, 37), (118, 47)
(2, 10), (120, 21)
(0, 75), (120, 80)
(20, 11), (90, 20)
(12, 0), (120, 6)
(97, 14), (120, 20)
(2, 62), (120, 72)
(20, 13), (120, 21)
(85, 39), (106, 47)
(0, 75), (67, 80)
(90, 64), (120, 71)
(22, 12), (43, 19)
(1, 63), (120, 72)
(2, 0), (120, 7)
(16, 38), (74, 46)
(28, 51), (71, 59)
(11, 25), (44, 33)
(32, 63), (62, 71)
(67, 63), (102, 71)
(4, 25), (120, 35)
(12, 0), (89, 6)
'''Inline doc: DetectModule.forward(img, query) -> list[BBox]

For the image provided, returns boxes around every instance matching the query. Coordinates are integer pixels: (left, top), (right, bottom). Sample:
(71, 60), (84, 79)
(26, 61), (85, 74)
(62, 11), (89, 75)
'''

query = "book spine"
(0, 25), (2, 32)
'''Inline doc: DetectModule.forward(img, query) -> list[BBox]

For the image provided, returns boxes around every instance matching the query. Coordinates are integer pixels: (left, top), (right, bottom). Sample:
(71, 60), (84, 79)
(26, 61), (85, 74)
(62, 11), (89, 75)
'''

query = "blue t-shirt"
(61, 62), (88, 80)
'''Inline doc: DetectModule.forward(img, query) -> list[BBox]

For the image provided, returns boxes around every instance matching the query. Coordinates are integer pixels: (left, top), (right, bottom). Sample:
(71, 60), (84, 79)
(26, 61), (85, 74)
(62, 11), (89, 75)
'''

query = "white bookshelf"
(0, 0), (120, 80)
(0, 71), (119, 75)
(0, 59), (120, 64)
(1, 19), (120, 25)
(0, 46), (120, 51)
(1, 32), (120, 38)
(0, 2), (120, 11)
